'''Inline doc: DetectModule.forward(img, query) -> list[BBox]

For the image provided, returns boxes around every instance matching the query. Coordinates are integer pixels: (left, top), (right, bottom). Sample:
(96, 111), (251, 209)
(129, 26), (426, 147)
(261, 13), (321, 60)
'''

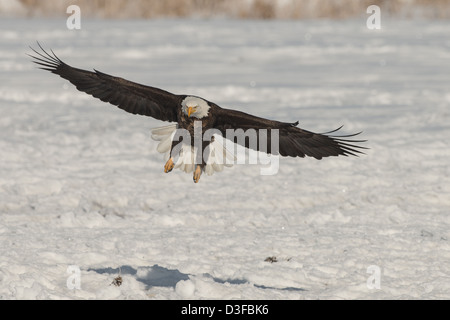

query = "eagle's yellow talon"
(193, 165), (202, 183)
(164, 158), (174, 173)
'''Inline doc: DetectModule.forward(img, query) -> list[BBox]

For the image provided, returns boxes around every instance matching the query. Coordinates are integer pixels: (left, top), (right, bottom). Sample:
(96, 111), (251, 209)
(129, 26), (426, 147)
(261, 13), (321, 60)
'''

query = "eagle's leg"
(165, 138), (183, 173)
(193, 165), (202, 183)
(164, 158), (175, 173)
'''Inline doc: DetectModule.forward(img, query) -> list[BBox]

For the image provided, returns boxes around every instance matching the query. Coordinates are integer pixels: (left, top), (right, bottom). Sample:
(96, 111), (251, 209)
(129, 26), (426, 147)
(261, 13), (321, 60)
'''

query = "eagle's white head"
(181, 96), (210, 119)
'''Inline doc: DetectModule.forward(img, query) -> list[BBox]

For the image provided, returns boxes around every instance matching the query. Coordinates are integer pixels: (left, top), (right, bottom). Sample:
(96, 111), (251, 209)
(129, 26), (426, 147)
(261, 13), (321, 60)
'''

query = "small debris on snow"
(264, 256), (278, 263)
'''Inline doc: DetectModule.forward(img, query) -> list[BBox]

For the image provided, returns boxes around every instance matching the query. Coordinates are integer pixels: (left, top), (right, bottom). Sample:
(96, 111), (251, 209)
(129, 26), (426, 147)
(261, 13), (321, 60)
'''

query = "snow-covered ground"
(1, 17), (449, 300)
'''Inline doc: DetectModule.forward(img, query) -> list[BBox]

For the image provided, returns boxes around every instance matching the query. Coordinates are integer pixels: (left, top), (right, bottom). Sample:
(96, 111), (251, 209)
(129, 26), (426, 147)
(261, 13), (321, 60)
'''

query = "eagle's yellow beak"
(187, 107), (194, 117)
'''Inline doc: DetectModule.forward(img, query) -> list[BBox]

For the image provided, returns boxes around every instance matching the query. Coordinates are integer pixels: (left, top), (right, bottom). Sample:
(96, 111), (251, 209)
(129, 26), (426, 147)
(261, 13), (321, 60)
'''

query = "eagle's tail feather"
(150, 125), (235, 176)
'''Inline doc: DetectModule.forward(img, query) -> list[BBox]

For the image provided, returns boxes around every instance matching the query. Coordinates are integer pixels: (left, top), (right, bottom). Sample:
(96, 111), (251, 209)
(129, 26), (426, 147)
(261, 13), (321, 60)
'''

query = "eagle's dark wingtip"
(321, 125), (344, 135)
(28, 41), (64, 73)
(321, 126), (369, 157)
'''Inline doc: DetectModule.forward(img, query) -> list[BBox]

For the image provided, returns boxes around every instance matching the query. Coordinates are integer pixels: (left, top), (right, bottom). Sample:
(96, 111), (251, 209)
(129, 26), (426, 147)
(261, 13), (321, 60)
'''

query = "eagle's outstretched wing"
(213, 107), (367, 159)
(29, 43), (367, 160)
(28, 43), (183, 122)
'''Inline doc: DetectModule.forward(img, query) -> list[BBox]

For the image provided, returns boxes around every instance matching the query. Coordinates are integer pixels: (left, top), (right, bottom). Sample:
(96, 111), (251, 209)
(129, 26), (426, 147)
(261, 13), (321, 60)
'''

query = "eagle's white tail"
(151, 125), (235, 176)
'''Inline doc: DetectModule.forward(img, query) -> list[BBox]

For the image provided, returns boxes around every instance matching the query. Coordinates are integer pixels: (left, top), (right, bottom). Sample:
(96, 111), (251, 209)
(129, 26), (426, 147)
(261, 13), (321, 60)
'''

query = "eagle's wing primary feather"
(28, 43), (182, 122)
(213, 107), (367, 159)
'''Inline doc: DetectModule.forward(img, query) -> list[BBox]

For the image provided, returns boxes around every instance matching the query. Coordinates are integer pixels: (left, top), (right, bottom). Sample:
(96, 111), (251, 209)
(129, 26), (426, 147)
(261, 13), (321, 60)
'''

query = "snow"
(1, 17), (450, 300)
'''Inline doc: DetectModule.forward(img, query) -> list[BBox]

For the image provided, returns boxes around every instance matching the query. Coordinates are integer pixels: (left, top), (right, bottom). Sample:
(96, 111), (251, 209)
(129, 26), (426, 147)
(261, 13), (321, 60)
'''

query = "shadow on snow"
(89, 265), (305, 292)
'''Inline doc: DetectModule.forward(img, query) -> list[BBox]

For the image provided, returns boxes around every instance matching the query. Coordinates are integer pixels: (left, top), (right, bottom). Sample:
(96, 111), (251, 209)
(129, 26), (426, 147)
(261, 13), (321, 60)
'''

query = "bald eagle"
(29, 43), (366, 183)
